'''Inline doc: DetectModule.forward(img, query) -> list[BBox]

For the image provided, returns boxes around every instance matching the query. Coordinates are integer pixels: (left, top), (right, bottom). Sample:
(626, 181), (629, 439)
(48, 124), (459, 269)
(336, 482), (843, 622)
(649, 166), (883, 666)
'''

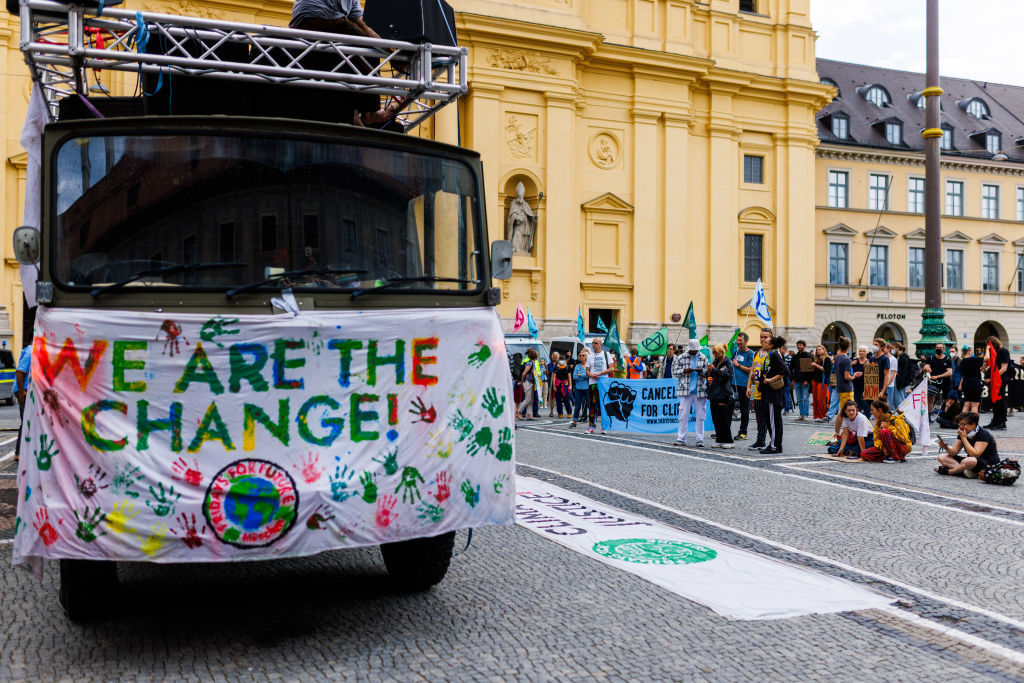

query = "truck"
(9, 0), (517, 621)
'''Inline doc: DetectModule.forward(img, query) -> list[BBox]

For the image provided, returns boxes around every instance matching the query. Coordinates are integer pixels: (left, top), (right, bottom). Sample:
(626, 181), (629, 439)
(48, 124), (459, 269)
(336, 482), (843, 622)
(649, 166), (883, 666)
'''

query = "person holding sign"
(673, 339), (708, 448)
(707, 344), (735, 449)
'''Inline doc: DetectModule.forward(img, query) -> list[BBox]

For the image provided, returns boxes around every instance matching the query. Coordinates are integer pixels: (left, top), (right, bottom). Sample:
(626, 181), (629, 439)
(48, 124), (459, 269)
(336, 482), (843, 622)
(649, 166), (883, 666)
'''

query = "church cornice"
(817, 144), (1024, 177)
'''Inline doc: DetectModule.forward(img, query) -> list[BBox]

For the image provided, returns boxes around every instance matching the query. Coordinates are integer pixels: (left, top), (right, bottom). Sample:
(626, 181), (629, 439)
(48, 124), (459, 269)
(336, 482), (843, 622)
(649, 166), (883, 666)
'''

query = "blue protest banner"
(596, 377), (714, 434)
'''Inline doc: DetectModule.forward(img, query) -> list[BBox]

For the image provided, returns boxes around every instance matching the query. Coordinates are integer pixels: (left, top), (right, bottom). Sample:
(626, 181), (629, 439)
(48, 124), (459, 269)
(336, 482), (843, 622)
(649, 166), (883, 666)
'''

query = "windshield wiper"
(225, 268), (368, 299)
(90, 262), (246, 298)
(350, 276), (477, 300)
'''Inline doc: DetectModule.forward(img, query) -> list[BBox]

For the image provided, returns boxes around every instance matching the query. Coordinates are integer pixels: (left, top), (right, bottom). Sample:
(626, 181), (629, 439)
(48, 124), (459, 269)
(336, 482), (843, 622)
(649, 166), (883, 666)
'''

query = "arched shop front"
(874, 322), (906, 347)
(821, 321), (855, 354)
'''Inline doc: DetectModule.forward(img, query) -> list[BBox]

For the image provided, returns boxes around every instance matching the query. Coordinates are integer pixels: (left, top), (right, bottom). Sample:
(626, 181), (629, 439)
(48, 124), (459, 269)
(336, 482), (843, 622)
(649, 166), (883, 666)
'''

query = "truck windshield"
(53, 133), (482, 294)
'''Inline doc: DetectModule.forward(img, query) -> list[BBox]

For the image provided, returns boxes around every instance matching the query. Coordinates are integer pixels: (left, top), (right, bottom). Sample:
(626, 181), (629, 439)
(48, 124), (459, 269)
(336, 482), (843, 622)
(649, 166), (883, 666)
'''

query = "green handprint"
(467, 342), (492, 367)
(395, 466), (425, 504)
(493, 474), (509, 494)
(360, 472), (378, 503)
(449, 409), (474, 442)
(495, 427), (513, 462)
(145, 482), (181, 517)
(466, 426), (494, 457)
(199, 316), (241, 348)
(416, 502), (445, 523)
(373, 448), (399, 475)
(73, 506), (106, 543)
(35, 434), (59, 472)
(111, 462), (145, 498)
(481, 387), (505, 418)
(460, 480), (480, 508)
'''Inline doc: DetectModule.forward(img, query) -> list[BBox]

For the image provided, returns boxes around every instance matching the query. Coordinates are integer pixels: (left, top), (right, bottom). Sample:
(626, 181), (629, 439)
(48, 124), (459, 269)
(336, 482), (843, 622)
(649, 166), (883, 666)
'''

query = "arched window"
(821, 322), (855, 354)
(965, 98), (990, 119)
(861, 85), (891, 107)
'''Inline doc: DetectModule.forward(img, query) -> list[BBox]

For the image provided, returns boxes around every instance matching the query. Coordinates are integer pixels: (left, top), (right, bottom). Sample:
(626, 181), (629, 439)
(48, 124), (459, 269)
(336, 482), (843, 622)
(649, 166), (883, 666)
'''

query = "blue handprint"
(329, 463), (357, 502)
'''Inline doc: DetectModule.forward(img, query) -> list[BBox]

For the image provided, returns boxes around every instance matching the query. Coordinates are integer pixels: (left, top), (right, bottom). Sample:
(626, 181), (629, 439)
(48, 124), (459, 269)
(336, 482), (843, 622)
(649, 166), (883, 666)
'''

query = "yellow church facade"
(2, 0), (830, 350)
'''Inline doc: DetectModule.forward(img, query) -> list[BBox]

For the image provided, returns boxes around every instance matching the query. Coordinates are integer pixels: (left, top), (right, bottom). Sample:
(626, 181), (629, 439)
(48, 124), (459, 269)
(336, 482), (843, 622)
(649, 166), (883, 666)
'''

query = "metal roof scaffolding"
(18, 0), (468, 130)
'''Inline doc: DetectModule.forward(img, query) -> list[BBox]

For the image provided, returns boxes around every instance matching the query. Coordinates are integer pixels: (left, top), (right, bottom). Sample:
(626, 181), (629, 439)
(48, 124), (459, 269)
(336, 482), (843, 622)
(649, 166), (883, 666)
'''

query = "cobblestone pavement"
(1, 409), (1023, 680)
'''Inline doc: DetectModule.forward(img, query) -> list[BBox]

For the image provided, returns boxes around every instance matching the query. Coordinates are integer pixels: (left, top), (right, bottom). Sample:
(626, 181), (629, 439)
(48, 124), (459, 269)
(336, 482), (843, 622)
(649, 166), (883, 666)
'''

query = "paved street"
(2, 407), (1023, 680)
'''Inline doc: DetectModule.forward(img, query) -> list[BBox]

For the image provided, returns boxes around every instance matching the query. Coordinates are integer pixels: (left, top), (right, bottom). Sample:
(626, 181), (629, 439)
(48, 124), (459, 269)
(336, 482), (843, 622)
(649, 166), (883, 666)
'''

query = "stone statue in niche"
(505, 182), (537, 255)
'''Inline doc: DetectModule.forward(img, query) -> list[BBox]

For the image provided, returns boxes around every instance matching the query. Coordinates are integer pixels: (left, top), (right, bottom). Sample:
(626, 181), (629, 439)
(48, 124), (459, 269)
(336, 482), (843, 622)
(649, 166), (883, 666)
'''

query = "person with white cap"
(672, 338), (708, 447)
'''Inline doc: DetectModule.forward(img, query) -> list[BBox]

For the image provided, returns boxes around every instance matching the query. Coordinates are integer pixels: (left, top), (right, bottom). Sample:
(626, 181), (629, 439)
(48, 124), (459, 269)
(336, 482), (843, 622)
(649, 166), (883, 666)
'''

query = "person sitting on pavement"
(829, 400), (874, 459)
(935, 412), (1000, 478)
(859, 399), (911, 462)
(935, 393), (963, 430)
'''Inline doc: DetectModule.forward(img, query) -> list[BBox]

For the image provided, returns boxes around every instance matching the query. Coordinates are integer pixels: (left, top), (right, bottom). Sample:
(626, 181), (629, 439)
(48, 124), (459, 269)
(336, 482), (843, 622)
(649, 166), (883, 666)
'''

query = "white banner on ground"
(898, 379), (931, 455)
(515, 476), (893, 621)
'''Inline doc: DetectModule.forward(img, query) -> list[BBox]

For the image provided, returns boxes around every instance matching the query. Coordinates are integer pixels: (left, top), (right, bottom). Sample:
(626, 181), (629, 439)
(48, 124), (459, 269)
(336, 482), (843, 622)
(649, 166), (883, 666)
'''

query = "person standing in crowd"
(707, 344), (735, 449)
(810, 345), (830, 422)
(586, 338), (614, 434)
(985, 336), (1011, 431)
(923, 343), (952, 414)
(894, 342), (914, 403)
(570, 349), (589, 428)
(935, 412), (1000, 477)
(516, 348), (539, 421)
(673, 339), (708, 448)
(546, 352), (560, 417)
(852, 345), (868, 416)
(13, 342), (31, 462)
(872, 339), (895, 408)
(758, 335), (790, 454)
(957, 346), (984, 415)
(659, 344), (676, 380)
(731, 333), (754, 440)
(831, 337), (859, 437)
(824, 347), (840, 423)
(781, 345), (793, 416)
(860, 399), (911, 462)
(746, 328), (773, 449)
(830, 400), (874, 459)
(552, 356), (572, 419)
(792, 340), (812, 422)
(626, 346), (645, 380)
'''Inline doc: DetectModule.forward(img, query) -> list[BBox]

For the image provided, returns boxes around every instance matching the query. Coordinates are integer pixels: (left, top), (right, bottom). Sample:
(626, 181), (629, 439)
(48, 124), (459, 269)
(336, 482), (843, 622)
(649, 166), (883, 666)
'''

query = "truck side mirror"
(12, 226), (40, 265)
(491, 239), (513, 280)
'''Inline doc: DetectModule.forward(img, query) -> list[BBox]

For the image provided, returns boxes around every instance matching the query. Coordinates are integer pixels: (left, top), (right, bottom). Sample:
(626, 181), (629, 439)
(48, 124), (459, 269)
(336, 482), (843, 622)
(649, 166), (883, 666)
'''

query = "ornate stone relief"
(488, 49), (558, 75)
(589, 132), (620, 169)
(505, 114), (536, 159)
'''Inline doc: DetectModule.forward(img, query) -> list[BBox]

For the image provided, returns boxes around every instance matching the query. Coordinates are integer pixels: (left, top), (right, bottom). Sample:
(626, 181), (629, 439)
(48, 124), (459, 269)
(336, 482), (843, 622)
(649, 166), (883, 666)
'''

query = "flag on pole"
(898, 378), (931, 454)
(699, 334), (711, 361)
(513, 302), (525, 331)
(752, 279), (773, 328)
(576, 307), (586, 343)
(726, 328), (741, 358)
(603, 319), (626, 370)
(987, 342), (1003, 402)
(596, 316), (608, 333)
(638, 326), (669, 356)
(527, 308), (539, 338)
(683, 302), (697, 338)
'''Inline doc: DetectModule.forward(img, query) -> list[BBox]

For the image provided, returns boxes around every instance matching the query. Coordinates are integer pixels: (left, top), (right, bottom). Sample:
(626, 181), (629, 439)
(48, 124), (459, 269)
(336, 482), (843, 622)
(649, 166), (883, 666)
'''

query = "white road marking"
(0, 539), (12, 546)
(517, 461), (1024, 636)
(878, 605), (1024, 667)
(0, 436), (17, 448)
(533, 430), (1024, 527)
(0, 453), (14, 467)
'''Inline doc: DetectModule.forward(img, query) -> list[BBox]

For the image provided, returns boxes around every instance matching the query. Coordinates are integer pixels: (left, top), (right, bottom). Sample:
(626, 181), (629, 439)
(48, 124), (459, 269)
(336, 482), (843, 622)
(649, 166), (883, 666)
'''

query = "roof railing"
(18, 0), (467, 130)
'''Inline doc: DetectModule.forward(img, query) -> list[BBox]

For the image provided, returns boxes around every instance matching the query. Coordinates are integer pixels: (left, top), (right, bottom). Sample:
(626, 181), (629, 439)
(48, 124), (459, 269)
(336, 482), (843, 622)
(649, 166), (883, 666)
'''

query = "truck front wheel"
(58, 559), (119, 622)
(379, 531), (456, 591)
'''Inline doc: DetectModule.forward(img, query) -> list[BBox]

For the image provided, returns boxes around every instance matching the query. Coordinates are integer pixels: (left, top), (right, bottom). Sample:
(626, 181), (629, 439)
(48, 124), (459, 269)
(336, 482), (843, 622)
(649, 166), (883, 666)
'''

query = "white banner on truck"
(515, 477), (893, 621)
(14, 307), (515, 568)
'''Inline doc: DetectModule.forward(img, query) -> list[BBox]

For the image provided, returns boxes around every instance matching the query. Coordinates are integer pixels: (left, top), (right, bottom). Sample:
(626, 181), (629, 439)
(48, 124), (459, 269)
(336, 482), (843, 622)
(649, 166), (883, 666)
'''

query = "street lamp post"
(916, 0), (952, 356)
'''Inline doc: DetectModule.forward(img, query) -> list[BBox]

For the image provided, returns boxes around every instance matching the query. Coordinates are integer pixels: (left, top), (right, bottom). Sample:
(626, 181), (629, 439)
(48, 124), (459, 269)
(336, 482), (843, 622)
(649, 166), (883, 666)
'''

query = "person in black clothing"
(935, 394), (963, 429)
(893, 342), (914, 402)
(758, 335), (790, 454)
(707, 344), (735, 449)
(986, 337), (1011, 430)
(924, 343), (953, 413)
(935, 412), (1000, 477)
(957, 347), (984, 414)
(792, 340), (813, 421)
(851, 345), (868, 415)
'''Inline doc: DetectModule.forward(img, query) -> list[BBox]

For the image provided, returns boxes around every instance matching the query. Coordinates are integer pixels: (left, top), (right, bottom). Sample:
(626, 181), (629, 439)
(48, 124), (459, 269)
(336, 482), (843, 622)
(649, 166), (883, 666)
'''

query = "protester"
(935, 394), (963, 430)
(707, 344), (735, 449)
(894, 342), (914, 404)
(586, 338), (614, 434)
(873, 338), (896, 410)
(829, 400), (873, 459)
(852, 345), (868, 415)
(626, 347), (645, 380)
(746, 329), (773, 449)
(782, 345), (793, 416)
(13, 342), (30, 461)
(659, 344), (676, 380)
(792, 340), (812, 422)
(516, 348), (539, 421)
(985, 337), (1010, 431)
(546, 352), (560, 417)
(831, 337), (859, 437)
(731, 333), (754, 440)
(569, 349), (589, 428)
(758, 335), (790, 454)
(935, 412), (1000, 478)
(552, 357), (572, 418)
(810, 345), (829, 422)
(957, 347), (984, 415)
(923, 343), (952, 413)
(673, 339), (708, 448)
(824, 347), (840, 422)
(860, 399), (911, 462)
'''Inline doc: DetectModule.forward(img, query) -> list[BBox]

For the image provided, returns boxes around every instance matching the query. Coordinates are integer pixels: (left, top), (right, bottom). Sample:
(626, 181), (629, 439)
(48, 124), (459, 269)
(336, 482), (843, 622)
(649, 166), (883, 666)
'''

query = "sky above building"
(809, 0), (1024, 88)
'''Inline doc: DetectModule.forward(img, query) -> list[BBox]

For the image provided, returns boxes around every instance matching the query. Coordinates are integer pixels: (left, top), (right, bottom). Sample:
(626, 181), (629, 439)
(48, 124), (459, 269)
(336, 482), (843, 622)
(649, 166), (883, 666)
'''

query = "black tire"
(3, 396), (12, 406)
(379, 531), (456, 591)
(58, 559), (119, 622)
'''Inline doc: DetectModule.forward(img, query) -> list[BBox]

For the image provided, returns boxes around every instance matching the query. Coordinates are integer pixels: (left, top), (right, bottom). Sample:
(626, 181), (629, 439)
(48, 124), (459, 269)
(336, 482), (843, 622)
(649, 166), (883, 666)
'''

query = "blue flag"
(596, 316), (608, 334)
(753, 279), (773, 328)
(527, 308), (539, 338)
(576, 307), (586, 343)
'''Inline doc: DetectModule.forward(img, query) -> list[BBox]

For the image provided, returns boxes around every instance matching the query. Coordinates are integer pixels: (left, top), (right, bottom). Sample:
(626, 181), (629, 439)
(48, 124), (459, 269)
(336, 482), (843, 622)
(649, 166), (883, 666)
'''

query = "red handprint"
(306, 504), (335, 530)
(376, 495), (398, 528)
(33, 508), (59, 546)
(170, 512), (205, 549)
(433, 471), (451, 503)
(409, 397), (437, 424)
(171, 457), (203, 487)
(293, 453), (324, 484)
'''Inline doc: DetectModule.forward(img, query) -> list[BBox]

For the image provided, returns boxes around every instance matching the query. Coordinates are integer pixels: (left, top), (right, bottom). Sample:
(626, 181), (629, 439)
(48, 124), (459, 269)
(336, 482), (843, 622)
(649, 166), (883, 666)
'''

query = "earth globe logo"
(204, 459), (299, 548)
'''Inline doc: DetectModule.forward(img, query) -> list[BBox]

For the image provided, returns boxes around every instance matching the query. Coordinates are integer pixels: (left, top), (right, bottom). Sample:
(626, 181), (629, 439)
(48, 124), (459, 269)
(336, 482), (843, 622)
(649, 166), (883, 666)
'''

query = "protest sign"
(14, 307), (515, 568)
(596, 378), (713, 434)
(863, 363), (880, 400)
(805, 431), (836, 447)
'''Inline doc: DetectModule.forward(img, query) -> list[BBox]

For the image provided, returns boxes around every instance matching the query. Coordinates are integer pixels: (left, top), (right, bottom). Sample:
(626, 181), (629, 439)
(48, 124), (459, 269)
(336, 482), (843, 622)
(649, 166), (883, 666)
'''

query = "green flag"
(596, 316), (608, 333)
(603, 319), (626, 371)
(699, 334), (711, 361)
(683, 302), (697, 338)
(726, 328), (740, 358)
(638, 326), (669, 356)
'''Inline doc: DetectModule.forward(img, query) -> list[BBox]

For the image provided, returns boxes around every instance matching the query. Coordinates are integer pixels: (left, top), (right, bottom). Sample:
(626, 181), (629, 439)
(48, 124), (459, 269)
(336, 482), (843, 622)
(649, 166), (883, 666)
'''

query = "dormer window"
(911, 92), (942, 111)
(987, 132), (1002, 154)
(885, 121), (903, 146)
(941, 126), (954, 150)
(962, 97), (990, 120)
(821, 77), (840, 99)
(860, 84), (891, 107)
(831, 114), (849, 139)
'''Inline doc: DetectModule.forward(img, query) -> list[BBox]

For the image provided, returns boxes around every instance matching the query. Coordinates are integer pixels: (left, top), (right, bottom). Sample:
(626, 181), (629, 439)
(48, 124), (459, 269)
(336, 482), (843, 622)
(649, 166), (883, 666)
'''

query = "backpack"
(982, 459), (1020, 486)
(895, 412), (917, 445)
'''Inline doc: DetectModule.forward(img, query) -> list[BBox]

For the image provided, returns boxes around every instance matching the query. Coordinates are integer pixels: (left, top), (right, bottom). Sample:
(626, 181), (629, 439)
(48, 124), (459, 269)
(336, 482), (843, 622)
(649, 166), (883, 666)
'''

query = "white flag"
(752, 278), (772, 327)
(898, 378), (931, 455)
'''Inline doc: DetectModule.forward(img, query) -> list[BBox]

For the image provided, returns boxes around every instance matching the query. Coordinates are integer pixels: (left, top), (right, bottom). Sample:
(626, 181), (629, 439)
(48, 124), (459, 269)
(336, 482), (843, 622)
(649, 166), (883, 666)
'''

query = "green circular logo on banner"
(592, 538), (718, 565)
